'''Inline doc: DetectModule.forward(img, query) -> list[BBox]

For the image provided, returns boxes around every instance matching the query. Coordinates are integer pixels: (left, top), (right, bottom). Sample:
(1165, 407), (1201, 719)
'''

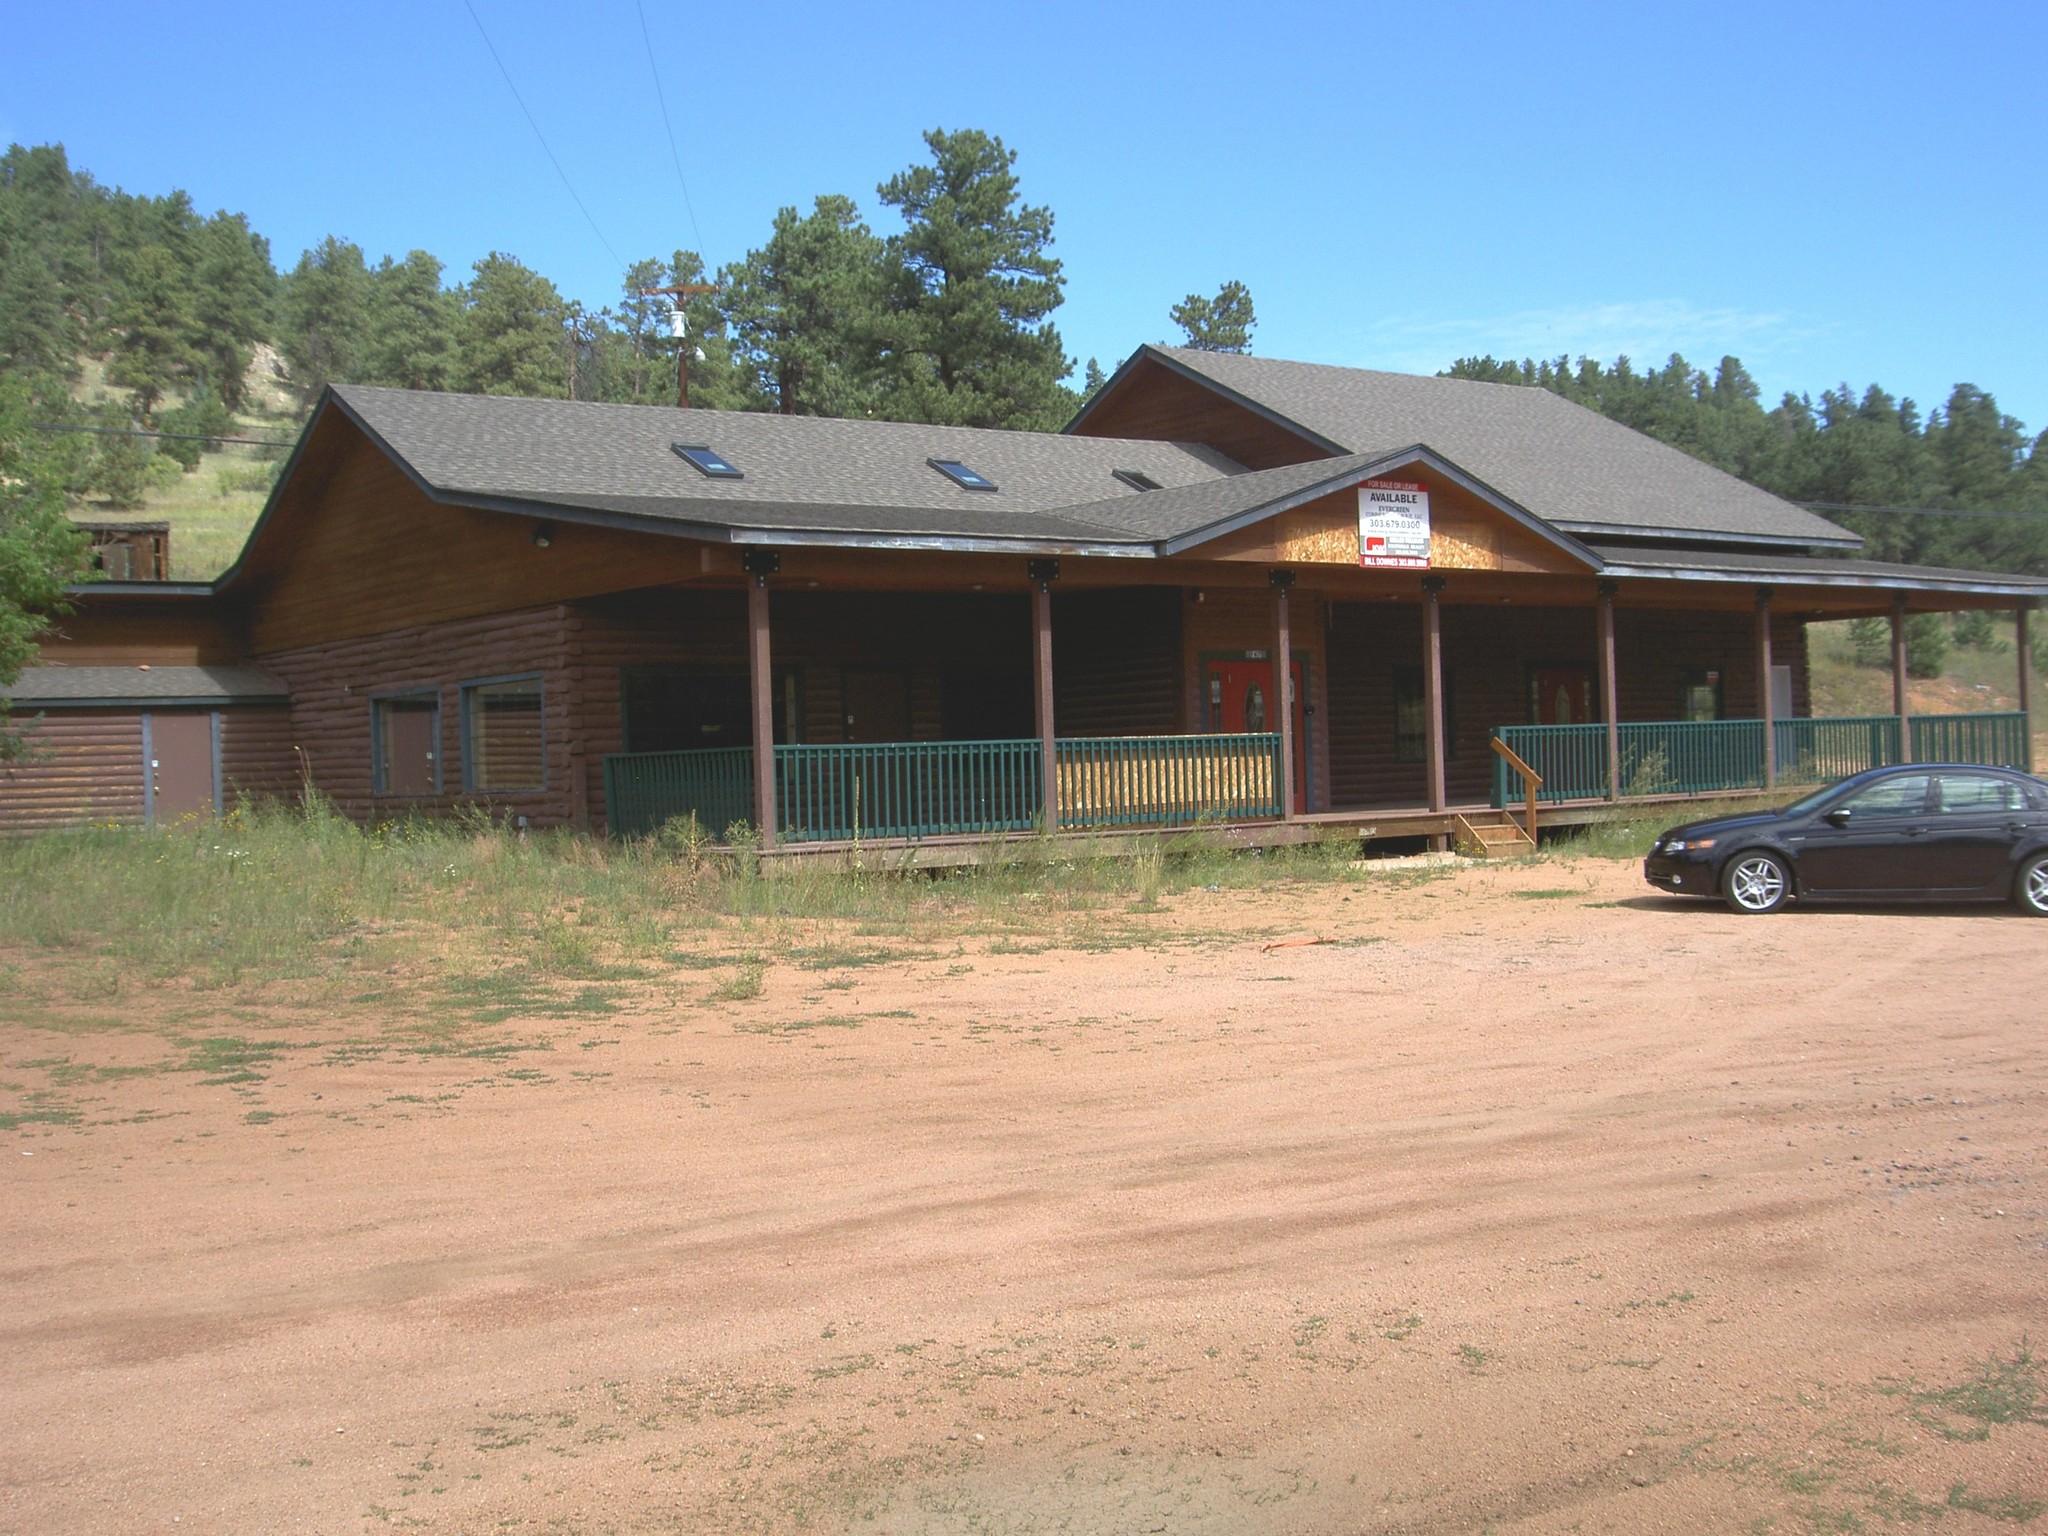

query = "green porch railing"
(602, 745), (755, 839)
(1910, 711), (2033, 770)
(1056, 732), (1281, 828)
(774, 739), (1043, 842)
(1773, 716), (1903, 784)
(1493, 711), (2033, 808)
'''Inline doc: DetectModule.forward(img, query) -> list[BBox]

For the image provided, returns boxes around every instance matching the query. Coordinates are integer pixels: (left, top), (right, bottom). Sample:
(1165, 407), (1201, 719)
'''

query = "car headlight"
(1661, 836), (1716, 853)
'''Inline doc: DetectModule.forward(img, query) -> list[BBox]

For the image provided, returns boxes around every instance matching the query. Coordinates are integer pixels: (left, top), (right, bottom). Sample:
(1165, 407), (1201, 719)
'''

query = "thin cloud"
(1338, 300), (1828, 375)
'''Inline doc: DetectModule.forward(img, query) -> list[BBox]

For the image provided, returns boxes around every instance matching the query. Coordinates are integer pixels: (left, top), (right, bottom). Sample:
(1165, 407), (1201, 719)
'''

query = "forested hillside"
(2, 134), (2043, 589)
(1446, 354), (2048, 576)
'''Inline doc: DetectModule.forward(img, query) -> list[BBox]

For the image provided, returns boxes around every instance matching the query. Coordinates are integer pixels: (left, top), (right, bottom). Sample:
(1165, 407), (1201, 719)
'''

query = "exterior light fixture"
(530, 522), (555, 548)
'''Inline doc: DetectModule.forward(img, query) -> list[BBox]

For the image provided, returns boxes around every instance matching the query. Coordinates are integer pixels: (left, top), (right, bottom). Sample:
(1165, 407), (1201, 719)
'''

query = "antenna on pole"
(640, 282), (719, 408)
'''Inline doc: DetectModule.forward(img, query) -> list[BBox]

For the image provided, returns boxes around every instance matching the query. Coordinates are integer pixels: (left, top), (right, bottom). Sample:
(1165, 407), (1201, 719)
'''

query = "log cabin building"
(4, 345), (2041, 852)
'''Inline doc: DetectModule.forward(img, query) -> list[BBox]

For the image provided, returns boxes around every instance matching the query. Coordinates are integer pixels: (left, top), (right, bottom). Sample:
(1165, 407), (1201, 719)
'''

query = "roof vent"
(673, 443), (742, 479)
(1112, 469), (1163, 492)
(928, 457), (997, 492)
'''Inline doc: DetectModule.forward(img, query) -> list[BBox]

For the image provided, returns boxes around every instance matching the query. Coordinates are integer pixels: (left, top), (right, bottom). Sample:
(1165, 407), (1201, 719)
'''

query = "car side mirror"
(1825, 808), (1853, 828)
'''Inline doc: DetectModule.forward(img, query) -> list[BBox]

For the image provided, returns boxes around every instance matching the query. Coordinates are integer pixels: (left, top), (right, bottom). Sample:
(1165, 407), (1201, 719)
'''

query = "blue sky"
(5, 0), (2043, 432)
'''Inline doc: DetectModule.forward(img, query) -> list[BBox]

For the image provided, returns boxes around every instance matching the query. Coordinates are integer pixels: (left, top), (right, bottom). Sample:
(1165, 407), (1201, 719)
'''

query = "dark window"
(928, 458), (997, 491)
(1678, 667), (1723, 722)
(1112, 469), (1162, 492)
(1393, 668), (1455, 763)
(1934, 774), (2026, 814)
(672, 443), (742, 478)
(1840, 774), (1931, 817)
(621, 667), (801, 751)
(940, 668), (1034, 741)
(462, 676), (545, 792)
(372, 693), (440, 797)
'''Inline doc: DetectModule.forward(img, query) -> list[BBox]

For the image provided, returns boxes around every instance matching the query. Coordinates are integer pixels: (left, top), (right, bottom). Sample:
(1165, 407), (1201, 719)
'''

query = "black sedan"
(1644, 763), (2048, 915)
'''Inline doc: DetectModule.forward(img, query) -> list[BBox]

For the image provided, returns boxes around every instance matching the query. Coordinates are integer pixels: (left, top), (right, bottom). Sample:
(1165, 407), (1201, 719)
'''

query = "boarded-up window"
(373, 693), (440, 796)
(463, 677), (544, 792)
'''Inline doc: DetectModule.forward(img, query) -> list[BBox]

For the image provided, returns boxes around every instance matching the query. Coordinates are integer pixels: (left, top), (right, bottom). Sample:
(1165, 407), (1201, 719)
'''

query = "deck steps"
(1453, 813), (1536, 860)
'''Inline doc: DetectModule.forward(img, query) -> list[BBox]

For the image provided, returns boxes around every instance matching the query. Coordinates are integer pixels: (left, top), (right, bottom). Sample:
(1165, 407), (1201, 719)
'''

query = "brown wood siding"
(0, 710), (145, 830)
(1072, 357), (1328, 470)
(33, 599), (247, 666)
(242, 425), (708, 655)
(1326, 603), (1814, 808)
(219, 708), (299, 807)
(260, 605), (576, 825)
(1051, 587), (1182, 738)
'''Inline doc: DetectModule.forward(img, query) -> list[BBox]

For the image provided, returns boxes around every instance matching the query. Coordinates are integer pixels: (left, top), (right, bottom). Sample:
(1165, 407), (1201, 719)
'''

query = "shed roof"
(1080, 346), (1863, 552)
(2, 665), (290, 708)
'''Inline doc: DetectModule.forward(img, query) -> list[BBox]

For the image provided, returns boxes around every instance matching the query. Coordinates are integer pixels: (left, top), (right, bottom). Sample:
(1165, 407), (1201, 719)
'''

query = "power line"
(1797, 500), (2045, 523)
(461, 0), (627, 273)
(635, 0), (708, 261)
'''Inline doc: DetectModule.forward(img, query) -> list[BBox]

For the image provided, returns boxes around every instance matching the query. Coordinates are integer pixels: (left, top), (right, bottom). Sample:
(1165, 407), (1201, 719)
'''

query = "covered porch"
(588, 545), (2038, 856)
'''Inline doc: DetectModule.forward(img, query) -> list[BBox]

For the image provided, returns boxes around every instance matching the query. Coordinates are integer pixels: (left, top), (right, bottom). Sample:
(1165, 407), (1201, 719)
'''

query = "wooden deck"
(753, 787), (1778, 872)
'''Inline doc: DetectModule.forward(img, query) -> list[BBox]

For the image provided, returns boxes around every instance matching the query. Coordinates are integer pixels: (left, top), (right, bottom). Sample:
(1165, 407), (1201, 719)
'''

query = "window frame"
(928, 457), (998, 492)
(671, 442), (743, 479)
(369, 688), (443, 798)
(1677, 666), (1724, 723)
(459, 672), (547, 794)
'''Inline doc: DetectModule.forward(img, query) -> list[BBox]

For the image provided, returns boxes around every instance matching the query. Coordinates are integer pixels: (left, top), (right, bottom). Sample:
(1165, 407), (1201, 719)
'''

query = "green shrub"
(1905, 613), (1950, 679)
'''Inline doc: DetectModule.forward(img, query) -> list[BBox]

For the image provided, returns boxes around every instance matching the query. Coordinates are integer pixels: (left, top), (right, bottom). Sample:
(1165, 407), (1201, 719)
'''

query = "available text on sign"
(1357, 480), (1431, 569)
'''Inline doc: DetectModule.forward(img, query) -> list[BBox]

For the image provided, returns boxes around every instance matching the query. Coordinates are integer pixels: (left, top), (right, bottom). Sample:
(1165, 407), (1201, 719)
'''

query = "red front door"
(1531, 667), (1594, 726)
(1207, 657), (1308, 809)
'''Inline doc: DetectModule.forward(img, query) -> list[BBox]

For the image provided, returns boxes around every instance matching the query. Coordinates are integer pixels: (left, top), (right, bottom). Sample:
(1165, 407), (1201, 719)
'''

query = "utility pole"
(640, 282), (719, 408)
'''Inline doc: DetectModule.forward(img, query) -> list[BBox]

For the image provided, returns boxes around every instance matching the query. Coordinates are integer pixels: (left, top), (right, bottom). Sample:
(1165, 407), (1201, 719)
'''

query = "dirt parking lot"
(4, 856), (2046, 1534)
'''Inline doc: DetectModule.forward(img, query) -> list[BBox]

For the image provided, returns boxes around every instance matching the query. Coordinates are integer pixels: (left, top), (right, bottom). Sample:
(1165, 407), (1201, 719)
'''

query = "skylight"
(1113, 469), (1163, 492)
(928, 457), (997, 492)
(673, 443), (742, 479)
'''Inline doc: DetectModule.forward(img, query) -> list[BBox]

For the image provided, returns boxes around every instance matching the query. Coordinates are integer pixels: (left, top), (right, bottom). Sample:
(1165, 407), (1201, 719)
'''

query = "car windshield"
(1777, 783), (1846, 818)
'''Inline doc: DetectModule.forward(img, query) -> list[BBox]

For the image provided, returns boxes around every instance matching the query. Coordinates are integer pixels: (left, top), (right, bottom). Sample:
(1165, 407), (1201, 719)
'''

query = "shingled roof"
(331, 385), (1243, 548)
(1079, 346), (1863, 552)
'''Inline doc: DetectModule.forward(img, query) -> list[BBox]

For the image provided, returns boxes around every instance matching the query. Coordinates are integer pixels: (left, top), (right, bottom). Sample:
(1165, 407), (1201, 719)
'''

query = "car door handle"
(1905, 825), (1929, 837)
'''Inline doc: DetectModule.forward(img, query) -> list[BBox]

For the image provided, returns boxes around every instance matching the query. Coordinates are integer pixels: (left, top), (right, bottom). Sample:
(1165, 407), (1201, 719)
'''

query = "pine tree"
(104, 245), (200, 422)
(191, 213), (276, 410)
(365, 251), (457, 391)
(279, 237), (372, 398)
(454, 253), (569, 397)
(721, 196), (887, 416)
(874, 129), (1070, 430)
(1170, 281), (1256, 353)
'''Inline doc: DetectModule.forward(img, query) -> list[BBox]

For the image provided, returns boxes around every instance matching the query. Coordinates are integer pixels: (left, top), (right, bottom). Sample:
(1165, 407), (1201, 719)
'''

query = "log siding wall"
(259, 605), (579, 826)
(0, 706), (296, 831)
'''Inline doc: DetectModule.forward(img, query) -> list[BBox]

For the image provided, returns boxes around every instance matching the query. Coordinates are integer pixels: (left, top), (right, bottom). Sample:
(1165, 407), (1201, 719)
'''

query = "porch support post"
(2015, 601), (2033, 738)
(1422, 576), (1447, 817)
(1596, 580), (1621, 801)
(1891, 594), (1913, 764)
(1755, 586), (1776, 790)
(1270, 569), (1297, 820)
(1029, 559), (1060, 831)
(743, 550), (779, 848)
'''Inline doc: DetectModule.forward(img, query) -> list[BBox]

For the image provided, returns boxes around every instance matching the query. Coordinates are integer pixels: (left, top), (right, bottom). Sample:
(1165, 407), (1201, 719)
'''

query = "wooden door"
(1532, 666), (1594, 725)
(1207, 657), (1308, 809)
(842, 670), (912, 743)
(383, 699), (439, 796)
(148, 712), (215, 822)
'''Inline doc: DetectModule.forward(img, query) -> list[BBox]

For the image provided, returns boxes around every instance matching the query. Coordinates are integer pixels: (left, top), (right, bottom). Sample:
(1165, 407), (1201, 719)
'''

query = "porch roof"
(1587, 543), (2048, 598)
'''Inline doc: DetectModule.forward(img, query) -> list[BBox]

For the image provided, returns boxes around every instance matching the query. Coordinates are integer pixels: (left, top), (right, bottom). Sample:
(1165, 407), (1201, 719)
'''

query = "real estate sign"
(1358, 480), (1431, 569)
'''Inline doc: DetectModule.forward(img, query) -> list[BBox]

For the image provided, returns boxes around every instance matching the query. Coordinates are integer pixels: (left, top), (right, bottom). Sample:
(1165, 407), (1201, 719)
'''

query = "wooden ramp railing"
(1490, 736), (1542, 843)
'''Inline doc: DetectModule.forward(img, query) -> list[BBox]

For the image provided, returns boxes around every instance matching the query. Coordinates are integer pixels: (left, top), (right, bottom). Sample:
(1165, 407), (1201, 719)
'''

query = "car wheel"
(2017, 853), (2048, 918)
(1723, 851), (1791, 915)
